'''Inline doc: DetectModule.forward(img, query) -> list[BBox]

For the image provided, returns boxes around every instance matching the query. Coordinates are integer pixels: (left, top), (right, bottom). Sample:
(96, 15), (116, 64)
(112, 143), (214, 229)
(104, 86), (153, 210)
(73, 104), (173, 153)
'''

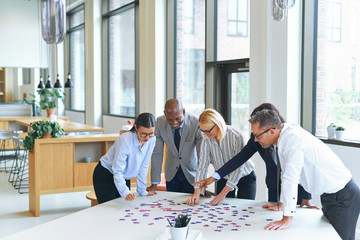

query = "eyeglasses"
(139, 132), (154, 138)
(200, 124), (216, 134)
(254, 128), (275, 140)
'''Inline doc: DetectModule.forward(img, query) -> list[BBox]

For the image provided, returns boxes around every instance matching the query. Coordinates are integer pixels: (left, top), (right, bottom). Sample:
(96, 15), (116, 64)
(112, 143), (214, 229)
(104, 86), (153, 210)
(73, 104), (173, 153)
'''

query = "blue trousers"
(166, 166), (194, 194)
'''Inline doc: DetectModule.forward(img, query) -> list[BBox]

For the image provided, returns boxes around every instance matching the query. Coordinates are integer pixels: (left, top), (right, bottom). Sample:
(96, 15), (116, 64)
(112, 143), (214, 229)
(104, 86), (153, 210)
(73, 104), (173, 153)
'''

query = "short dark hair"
(130, 112), (156, 132)
(249, 109), (282, 129)
(250, 103), (285, 123)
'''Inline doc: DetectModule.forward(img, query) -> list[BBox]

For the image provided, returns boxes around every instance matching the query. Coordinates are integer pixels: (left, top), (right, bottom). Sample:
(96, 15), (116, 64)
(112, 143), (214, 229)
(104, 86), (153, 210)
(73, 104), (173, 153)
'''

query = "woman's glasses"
(200, 124), (216, 134)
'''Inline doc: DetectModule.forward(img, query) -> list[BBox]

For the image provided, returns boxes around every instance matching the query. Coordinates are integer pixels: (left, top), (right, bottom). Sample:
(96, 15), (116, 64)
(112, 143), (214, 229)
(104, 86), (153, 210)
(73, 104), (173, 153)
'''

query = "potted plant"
(30, 88), (64, 117)
(327, 123), (336, 139)
(23, 120), (64, 152)
(335, 126), (345, 141)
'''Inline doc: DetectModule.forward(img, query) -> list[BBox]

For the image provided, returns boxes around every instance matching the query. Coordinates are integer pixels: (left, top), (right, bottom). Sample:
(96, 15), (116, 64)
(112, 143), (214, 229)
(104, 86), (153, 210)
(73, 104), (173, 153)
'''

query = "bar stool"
(0, 131), (18, 172)
(13, 137), (28, 193)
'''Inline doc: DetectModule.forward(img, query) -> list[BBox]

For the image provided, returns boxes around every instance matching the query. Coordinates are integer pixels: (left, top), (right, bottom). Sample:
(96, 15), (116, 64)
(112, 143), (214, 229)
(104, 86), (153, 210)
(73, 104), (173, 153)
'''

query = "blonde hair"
(199, 109), (226, 140)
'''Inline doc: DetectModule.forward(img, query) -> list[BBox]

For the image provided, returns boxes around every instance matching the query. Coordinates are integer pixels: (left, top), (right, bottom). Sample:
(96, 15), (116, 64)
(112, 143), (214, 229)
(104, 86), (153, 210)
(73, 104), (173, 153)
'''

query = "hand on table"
(299, 199), (320, 209)
(264, 216), (293, 231)
(209, 192), (226, 206)
(262, 202), (283, 211)
(146, 184), (157, 192)
(192, 177), (216, 189)
(146, 190), (157, 196)
(200, 191), (212, 198)
(125, 193), (136, 201)
(186, 194), (200, 205)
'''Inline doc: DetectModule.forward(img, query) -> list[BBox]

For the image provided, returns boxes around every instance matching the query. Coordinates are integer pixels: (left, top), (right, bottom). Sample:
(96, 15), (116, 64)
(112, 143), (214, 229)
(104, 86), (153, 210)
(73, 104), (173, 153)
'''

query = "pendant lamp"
(40, 0), (66, 44)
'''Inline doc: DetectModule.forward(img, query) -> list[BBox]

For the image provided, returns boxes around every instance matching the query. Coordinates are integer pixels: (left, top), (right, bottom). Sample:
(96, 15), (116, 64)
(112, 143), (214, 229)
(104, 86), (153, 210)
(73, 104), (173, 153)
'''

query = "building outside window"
(227, 0), (248, 37)
(315, 0), (360, 141)
(175, 0), (205, 117)
(103, 0), (136, 117)
(67, 4), (85, 111)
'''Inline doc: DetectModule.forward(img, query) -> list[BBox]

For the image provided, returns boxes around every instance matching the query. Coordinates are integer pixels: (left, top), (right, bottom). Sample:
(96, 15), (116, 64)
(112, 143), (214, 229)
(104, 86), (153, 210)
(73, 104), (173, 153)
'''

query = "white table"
(3, 192), (340, 240)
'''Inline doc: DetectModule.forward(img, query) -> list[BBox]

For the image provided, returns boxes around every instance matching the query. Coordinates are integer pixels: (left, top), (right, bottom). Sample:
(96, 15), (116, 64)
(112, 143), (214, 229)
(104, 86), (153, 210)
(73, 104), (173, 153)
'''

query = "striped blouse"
(195, 125), (255, 190)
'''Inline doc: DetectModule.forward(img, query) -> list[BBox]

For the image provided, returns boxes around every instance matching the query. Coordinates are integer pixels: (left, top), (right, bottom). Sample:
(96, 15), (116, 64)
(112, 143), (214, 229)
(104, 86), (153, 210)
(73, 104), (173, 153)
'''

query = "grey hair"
(248, 109), (282, 128)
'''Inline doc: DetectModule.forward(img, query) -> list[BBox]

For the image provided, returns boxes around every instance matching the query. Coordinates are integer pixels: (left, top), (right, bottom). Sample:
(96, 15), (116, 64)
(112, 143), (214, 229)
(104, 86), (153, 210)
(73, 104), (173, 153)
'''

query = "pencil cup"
(170, 226), (189, 240)
(84, 156), (91, 163)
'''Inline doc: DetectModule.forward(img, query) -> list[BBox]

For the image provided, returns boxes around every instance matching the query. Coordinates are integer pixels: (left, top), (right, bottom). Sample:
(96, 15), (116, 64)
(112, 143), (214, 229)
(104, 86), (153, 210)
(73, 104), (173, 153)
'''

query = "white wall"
(0, 0), (48, 68)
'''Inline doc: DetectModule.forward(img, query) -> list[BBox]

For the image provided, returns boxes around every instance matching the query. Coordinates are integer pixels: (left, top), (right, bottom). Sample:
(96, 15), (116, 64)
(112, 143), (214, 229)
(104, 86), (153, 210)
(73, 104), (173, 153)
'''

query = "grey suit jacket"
(151, 113), (203, 184)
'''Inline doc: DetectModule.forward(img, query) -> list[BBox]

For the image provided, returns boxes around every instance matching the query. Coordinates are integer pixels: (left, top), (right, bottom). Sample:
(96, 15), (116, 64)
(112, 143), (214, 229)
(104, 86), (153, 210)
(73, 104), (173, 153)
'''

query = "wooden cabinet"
(0, 68), (11, 103)
(29, 134), (119, 216)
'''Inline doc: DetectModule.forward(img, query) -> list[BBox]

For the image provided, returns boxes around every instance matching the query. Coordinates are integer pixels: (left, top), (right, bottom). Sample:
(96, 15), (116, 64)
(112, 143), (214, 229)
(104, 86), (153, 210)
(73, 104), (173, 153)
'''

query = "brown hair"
(250, 103), (285, 123)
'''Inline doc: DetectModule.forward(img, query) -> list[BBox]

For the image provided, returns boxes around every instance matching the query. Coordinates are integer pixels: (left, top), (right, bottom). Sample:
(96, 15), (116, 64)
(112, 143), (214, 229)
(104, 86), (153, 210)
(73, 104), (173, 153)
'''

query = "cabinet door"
(74, 162), (97, 187)
(38, 143), (74, 190)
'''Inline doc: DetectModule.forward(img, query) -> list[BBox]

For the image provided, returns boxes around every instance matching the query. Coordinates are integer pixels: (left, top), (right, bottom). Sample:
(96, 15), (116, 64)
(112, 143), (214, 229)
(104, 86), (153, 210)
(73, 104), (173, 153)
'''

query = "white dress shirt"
(195, 126), (255, 190)
(277, 123), (352, 216)
(100, 131), (156, 198)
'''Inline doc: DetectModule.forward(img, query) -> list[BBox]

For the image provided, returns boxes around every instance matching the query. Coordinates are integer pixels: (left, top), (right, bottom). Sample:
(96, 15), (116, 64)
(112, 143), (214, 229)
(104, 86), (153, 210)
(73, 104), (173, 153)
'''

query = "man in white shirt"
(249, 109), (360, 240)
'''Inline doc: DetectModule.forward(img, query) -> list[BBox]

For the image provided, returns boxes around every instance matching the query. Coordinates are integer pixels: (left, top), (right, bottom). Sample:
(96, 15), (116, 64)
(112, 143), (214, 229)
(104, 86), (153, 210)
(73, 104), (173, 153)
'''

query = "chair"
(86, 190), (98, 207)
(8, 137), (28, 193)
(0, 131), (18, 172)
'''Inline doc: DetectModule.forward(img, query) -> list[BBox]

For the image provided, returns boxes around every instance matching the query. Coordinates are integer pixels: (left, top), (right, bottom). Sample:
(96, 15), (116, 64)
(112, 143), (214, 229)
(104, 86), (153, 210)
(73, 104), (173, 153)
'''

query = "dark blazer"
(217, 133), (311, 203)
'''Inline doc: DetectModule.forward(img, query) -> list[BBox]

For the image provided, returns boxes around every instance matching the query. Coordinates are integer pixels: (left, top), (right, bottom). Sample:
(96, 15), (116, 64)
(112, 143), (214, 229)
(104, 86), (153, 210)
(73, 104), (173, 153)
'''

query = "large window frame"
(66, 4), (85, 112)
(102, 0), (138, 118)
(302, 0), (360, 146)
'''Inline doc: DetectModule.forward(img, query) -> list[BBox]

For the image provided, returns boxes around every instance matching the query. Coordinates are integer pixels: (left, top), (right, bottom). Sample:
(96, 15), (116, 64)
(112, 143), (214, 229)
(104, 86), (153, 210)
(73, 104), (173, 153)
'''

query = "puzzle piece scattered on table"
(118, 198), (262, 232)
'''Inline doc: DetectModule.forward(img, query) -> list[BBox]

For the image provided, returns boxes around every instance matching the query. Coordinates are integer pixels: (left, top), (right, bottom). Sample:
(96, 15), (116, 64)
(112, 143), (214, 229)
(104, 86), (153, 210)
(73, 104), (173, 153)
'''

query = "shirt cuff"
(119, 188), (131, 198)
(211, 172), (221, 180)
(151, 182), (161, 185)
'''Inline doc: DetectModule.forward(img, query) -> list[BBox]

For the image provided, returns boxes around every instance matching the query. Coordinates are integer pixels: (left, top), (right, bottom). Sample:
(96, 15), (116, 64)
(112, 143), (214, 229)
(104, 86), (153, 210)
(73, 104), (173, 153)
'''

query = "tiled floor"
(0, 171), (91, 239)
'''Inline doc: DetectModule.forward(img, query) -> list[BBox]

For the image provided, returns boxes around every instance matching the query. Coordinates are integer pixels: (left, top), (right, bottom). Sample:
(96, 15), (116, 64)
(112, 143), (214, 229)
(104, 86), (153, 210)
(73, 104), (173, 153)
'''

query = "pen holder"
(170, 225), (189, 240)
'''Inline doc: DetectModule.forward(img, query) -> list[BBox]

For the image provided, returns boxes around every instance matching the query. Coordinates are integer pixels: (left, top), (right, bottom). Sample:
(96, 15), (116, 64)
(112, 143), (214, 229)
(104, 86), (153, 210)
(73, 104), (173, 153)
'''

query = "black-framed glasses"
(200, 124), (216, 134)
(139, 132), (154, 138)
(254, 128), (275, 140)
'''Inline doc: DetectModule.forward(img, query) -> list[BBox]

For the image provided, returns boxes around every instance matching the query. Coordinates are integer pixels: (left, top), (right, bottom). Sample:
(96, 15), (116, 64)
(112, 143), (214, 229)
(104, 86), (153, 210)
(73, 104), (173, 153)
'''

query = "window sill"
(319, 137), (360, 148)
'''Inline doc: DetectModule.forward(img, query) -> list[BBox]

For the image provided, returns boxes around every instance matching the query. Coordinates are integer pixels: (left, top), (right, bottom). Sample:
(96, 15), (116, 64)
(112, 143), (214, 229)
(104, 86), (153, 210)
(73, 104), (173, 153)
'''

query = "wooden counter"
(0, 117), (69, 149)
(15, 119), (103, 133)
(29, 133), (119, 217)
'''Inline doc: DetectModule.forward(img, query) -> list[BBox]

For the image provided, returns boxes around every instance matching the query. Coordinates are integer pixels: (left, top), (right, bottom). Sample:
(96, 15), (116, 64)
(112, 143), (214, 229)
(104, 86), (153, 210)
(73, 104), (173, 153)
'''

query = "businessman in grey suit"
(147, 99), (203, 193)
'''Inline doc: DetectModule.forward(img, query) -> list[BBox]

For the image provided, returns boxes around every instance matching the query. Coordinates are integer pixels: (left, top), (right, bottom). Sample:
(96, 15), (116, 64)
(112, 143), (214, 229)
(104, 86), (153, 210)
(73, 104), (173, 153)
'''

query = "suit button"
(179, 157), (182, 160)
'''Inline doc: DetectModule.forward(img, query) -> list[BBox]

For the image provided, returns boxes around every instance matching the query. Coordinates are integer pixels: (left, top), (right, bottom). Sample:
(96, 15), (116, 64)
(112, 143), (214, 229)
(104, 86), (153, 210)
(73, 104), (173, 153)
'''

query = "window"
(103, 1), (136, 117)
(314, 0), (360, 141)
(323, 2), (342, 42)
(227, 0), (248, 37)
(175, 0), (205, 116)
(67, 4), (85, 111)
(217, 0), (249, 61)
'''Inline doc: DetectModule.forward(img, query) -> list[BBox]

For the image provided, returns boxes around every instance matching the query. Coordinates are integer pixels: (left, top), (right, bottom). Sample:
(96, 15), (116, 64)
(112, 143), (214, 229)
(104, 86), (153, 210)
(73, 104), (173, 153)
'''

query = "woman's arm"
(216, 137), (257, 178)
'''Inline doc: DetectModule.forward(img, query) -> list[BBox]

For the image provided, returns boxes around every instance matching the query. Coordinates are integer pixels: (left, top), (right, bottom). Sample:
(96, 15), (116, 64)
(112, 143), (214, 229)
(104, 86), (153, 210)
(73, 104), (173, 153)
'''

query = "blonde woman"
(186, 109), (256, 206)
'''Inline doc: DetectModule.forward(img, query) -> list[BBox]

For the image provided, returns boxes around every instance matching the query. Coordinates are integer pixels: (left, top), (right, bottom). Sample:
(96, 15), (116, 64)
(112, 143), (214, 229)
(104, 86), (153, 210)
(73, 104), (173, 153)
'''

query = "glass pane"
(103, 0), (134, 14)
(315, 1), (360, 140)
(69, 28), (85, 111)
(69, 9), (84, 28)
(230, 72), (250, 136)
(108, 8), (135, 117)
(228, 0), (237, 20)
(176, 0), (205, 117)
(218, 0), (249, 61)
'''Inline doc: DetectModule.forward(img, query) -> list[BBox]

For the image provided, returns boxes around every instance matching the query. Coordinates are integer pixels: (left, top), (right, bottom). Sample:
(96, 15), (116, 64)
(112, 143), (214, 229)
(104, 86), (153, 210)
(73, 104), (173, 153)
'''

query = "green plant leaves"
(23, 120), (65, 151)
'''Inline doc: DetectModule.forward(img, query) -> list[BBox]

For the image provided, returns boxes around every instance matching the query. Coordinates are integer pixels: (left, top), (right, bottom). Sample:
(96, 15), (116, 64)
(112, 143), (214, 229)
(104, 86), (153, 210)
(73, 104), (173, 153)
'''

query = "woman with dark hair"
(193, 103), (318, 209)
(93, 112), (157, 204)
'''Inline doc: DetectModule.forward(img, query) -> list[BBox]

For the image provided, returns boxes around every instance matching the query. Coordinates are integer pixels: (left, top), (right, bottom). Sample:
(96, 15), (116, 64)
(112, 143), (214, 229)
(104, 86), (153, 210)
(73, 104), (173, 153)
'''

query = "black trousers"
(166, 166), (194, 194)
(321, 179), (360, 240)
(92, 162), (131, 204)
(216, 170), (256, 200)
